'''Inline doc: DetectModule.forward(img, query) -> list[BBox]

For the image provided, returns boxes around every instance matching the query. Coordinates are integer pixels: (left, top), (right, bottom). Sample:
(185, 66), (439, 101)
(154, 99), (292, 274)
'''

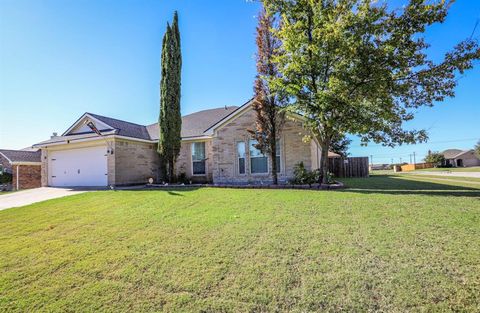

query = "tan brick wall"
(12, 165), (41, 190)
(211, 109), (313, 184)
(114, 139), (160, 185)
(175, 140), (214, 183)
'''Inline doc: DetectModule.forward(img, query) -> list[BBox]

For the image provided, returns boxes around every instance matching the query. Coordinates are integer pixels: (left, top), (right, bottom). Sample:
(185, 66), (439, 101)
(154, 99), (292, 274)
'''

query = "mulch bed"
(139, 181), (345, 191)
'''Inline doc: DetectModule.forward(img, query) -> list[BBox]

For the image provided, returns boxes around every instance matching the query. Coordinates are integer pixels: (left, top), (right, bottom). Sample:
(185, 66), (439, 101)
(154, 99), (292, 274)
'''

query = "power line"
(470, 18), (479, 40)
(350, 137), (478, 148)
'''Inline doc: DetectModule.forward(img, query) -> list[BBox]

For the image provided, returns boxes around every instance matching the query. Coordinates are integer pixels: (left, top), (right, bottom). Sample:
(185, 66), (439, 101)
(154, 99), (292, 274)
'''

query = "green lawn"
(1, 176), (479, 312)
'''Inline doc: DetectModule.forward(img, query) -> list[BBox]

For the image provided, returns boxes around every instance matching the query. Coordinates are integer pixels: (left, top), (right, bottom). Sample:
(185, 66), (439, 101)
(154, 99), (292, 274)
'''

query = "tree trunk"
(270, 148), (278, 185)
(318, 138), (330, 185)
(168, 159), (176, 183)
(159, 156), (167, 183)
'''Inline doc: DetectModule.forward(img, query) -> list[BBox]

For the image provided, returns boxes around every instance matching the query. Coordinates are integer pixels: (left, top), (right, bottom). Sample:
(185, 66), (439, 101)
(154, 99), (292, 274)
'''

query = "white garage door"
(49, 146), (108, 187)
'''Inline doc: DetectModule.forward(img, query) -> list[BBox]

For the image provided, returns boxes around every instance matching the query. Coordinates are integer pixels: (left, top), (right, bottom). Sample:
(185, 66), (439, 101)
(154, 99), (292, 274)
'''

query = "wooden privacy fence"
(400, 162), (434, 172)
(328, 157), (369, 178)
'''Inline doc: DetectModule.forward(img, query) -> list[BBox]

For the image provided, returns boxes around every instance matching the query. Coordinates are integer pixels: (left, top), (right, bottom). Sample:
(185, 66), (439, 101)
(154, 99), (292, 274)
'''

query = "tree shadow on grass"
(339, 175), (480, 198)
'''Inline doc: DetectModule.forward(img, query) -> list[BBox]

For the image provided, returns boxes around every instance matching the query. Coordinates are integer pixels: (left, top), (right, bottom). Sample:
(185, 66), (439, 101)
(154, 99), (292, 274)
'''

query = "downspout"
(16, 164), (20, 191)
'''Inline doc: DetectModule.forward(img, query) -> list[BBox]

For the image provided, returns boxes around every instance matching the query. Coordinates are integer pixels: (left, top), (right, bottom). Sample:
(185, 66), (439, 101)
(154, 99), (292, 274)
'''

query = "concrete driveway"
(0, 187), (89, 211)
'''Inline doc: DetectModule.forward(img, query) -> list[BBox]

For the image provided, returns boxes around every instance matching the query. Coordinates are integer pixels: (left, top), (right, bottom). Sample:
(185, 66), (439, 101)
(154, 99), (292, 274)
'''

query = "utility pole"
(413, 152), (416, 165)
(391, 158), (394, 165)
(370, 155), (373, 166)
(400, 157), (403, 164)
(409, 154), (412, 164)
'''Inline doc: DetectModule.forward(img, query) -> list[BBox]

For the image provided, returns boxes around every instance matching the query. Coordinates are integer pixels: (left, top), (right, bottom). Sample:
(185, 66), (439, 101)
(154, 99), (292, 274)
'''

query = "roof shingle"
(86, 113), (151, 140)
(147, 106), (238, 140)
(0, 149), (41, 163)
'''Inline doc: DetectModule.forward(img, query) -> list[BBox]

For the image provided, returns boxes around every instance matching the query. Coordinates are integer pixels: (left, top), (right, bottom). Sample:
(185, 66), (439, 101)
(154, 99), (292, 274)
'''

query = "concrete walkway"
(410, 171), (480, 178)
(0, 187), (89, 211)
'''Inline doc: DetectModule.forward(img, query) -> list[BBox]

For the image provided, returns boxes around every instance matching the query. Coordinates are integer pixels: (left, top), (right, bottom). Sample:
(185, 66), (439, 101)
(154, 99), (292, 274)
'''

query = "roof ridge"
(87, 112), (148, 128)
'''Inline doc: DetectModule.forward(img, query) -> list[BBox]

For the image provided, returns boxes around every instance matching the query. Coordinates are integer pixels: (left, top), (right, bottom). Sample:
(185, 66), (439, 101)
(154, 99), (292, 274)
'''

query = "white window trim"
(236, 140), (247, 176)
(191, 142), (207, 176)
(274, 139), (283, 175)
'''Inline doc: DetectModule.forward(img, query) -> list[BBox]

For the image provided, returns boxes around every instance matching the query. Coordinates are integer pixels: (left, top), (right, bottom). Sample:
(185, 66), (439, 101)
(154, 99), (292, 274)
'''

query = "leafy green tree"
(158, 12), (182, 182)
(263, 0), (480, 183)
(424, 150), (445, 167)
(249, 8), (286, 185)
(475, 140), (480, 158)
(329, 133), (351, 158)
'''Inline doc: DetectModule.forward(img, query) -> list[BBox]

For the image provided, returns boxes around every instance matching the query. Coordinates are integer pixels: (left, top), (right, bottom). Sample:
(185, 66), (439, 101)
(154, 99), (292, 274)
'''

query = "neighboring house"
(441, 149), (480, 167)
(0, 149), (42, 190)
(32, 99), (326, 187)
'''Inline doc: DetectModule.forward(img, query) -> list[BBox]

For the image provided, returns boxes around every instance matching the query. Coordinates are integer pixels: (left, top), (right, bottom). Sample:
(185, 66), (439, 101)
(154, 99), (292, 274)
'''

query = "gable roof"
(147, 106), (239, 140)
(83, 113), (151, 140)
(0, 149), (41, 163)
(35, 103), (246, 147)
(442, 149), (466, 159)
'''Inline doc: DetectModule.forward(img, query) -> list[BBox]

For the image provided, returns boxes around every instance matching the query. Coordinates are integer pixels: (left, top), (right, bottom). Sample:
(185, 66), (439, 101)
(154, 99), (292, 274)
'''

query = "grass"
(0, 176), (479, 312)
(418, 166), (480, 172)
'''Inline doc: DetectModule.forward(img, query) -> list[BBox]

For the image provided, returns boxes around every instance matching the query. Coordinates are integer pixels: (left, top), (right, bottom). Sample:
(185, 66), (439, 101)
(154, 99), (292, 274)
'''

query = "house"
(0, 149), (42, 190)
(441, 149), (480, 168)
(32, 99), (326, 187)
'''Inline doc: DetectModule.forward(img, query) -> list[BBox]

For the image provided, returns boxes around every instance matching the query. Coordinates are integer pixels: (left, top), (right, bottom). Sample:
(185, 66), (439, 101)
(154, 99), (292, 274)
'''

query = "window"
(237, 142), (246, 174)
(192, 142), (206, 175)
(249, 140), (268, 174)
(276, 141), (281, 173)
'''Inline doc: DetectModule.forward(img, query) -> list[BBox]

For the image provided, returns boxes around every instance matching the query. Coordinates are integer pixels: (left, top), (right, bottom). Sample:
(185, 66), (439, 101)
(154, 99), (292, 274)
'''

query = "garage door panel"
(49, 146), (108, 187)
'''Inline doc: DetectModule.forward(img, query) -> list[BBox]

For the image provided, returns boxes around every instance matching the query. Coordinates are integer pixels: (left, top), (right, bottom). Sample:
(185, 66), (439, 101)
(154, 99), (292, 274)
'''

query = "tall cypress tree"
(158, 12), (182, 183)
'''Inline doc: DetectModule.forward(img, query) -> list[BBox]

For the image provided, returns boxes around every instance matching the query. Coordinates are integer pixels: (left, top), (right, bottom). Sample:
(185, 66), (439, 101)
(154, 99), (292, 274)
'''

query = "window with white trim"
(237, 141), (246, 174)
(276, 140), (281, 173)
(249, 139), (268, 174)
(192, 142), (206, 175)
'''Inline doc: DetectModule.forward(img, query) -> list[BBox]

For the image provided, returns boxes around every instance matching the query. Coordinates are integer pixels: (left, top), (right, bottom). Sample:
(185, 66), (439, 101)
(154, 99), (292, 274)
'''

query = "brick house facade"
(32, 100), (325, 186)
(0, 150), (42, 190)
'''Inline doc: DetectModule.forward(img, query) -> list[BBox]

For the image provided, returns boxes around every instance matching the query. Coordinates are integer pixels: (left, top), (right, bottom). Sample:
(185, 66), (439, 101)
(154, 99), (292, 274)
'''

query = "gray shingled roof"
(441, 149), (464, 159)
(147, 106), (239, 140)
(86, 113), (151, 140)
(34, 105), (242, 147)
(0, 149), (41, 163)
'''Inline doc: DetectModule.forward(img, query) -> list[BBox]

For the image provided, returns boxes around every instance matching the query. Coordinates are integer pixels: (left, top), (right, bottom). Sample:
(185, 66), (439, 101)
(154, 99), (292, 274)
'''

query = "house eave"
(11, 161), (42, 166)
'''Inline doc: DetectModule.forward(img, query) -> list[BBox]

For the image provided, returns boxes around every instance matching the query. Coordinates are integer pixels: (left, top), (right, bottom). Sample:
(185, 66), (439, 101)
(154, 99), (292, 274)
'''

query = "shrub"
(0, 172), (12, 184)
(177, 172), (190, 185)
(291, 162), (318, 186)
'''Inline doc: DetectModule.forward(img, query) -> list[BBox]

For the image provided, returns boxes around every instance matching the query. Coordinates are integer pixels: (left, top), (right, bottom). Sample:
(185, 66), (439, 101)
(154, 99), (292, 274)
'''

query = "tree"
(263, 0), (480, 183)
(475, 140), (480, 158)
(329, 133), (351, 158)
(158, 12), (182, 183)
(249, 8), (286, 185)
(424, 150), (445, 167)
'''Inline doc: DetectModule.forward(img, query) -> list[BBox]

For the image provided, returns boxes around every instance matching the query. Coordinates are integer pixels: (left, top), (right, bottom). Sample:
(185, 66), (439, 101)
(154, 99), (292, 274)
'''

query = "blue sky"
(0, 0), (479, 164)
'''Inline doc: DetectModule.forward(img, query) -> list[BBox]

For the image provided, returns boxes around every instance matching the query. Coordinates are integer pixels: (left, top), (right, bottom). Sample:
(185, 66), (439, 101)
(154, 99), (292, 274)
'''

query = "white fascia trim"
(204, 100), (254, 135)
(11, 161), (42, 166)
(0, 152), (13, 163)
(204, 100), (306, 137)
(113, 135), (156, 144)
(34, 134), (156, 148)
(181, 136), (212, 142)
(62, 113), (114, 136)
